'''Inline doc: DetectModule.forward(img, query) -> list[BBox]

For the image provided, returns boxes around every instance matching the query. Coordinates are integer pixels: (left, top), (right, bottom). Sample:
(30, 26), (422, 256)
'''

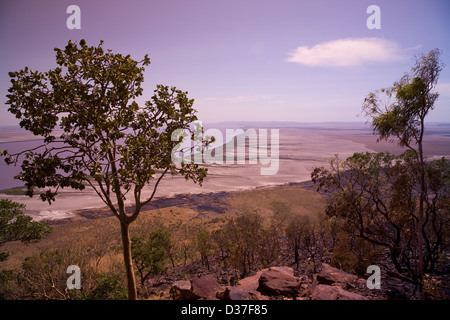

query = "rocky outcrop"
(170, 265), (370, 301)
(170, 275), (222, 300)
(306, 263), (368, 300)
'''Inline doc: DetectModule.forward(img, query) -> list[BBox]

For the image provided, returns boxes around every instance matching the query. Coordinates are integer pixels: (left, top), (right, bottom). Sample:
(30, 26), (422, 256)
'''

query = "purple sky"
(1, 0), (449, 126)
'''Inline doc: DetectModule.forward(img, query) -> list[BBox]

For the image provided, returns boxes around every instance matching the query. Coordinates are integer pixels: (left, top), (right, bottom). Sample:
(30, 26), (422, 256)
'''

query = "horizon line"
(1, 120), (450, 129)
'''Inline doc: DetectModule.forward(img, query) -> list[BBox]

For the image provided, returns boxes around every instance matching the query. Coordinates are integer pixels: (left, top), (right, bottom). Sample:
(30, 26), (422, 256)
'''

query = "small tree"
(0, 199), (51, 298)
(212, 228), (230, 269)
(362, 48), (446, 284)
(313, 50), (449, 289)
(77, 274), (128, 300)
(285, 215), (320, 273)
(0, 199), (51, 254)
(131, 229), (173, 286)
(312, 152), (412, 273)
(2, 39), (212, 299)
(222, 212), (264, 276)
(19, 248), (93, 300)
(196, 227), (212, 270)
(258, 218), (282, 268)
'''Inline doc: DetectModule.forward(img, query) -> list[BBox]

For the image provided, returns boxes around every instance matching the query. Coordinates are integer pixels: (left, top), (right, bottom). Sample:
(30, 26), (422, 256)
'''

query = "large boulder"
(257, 267), (301, 297)
(237, 269), (268, 299)
(217, 269), (269, 300)
(191, 275), (222, 300)
(311, 284), (368, 300)
(316, 263), (358, 287)
(170, 280), (200, 300)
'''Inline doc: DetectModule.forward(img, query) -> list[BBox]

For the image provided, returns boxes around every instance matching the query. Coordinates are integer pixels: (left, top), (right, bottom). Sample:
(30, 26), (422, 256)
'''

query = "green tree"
(312, 50), (449, 289)
(2, 40), (212, 299)
(0, 200), (51, 255)
(221, 212), (265, 276)
(212, 228), (230, 269)
(82, 274), (128, 300)
(362, 48), (446, 284)
(131, 229), (173, 286)
(285, 215), (321, 273)
(196, 227), (212, 271)
(312, 152), (412, 273)
(0, 199), (51, 298)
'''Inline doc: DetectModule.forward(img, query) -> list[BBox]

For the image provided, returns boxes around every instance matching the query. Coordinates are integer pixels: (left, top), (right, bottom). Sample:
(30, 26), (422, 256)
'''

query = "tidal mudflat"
(1, 122), (449, 221)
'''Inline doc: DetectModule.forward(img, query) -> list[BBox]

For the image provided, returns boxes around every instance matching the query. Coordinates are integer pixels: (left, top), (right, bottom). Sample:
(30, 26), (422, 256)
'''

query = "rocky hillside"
(145, 262), (432, 300)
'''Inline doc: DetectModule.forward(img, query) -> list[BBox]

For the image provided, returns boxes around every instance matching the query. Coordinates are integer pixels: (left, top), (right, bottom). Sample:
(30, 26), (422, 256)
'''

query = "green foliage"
(331, 231), (383, 277)
(0, 199), (51, 252)
(362, 49), (444, 149)
(131, 229), (174, 285)
(314, 49), (448, 280)
(70, 274), (127, 300)
(196, 227), (212, 270)
(215, 212), (281, 276)
(0, 199), (52, 299)
(312, 151), (450, 274)
(2, 39), (213, 299)
(285, 215), (314, 270)
(0, 269), (17, 300)
(3, 39), (211, 219)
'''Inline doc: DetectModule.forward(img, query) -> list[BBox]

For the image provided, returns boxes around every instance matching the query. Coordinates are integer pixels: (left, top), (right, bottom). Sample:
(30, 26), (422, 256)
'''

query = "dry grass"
(1, 184), (326, 271)
(226, 184), (326, 220)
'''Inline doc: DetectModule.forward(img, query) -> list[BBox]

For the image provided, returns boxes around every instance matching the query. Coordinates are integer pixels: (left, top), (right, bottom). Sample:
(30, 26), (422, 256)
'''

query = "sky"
(0, 0), (449, 126)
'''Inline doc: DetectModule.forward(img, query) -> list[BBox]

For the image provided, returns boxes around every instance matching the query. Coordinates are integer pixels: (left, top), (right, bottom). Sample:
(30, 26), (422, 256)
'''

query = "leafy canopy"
(4, 39), (210, 224)
(362, 48), (444, 151)
(0, 199), (52, 262)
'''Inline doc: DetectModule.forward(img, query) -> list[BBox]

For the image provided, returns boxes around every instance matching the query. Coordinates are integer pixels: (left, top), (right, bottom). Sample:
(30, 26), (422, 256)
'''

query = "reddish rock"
(217, 270), (269, 300)
(316, 263), (358, 286)
(191, 274), (221, 300)
(216, 286), (253, 300)
(257, 267), (300, 297)
(311, 284), (368, 300)
(237, 269), (269, 300)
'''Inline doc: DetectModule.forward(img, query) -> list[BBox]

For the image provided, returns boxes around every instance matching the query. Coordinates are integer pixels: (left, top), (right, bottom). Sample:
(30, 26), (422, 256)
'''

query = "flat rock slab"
(257, 267), (300, 297)
(191, 275), (221, 300)
(311, 284), (368, 300)
(316, 263), (358, 286)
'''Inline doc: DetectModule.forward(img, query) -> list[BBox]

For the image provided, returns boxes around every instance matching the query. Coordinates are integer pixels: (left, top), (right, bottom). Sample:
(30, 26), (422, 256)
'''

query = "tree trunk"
(417, 134), (426, 293)
(120, 221), (138, 300)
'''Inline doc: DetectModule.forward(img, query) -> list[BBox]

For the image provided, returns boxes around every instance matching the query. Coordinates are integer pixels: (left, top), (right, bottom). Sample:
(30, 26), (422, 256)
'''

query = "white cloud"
(286, 38), (406, 67)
